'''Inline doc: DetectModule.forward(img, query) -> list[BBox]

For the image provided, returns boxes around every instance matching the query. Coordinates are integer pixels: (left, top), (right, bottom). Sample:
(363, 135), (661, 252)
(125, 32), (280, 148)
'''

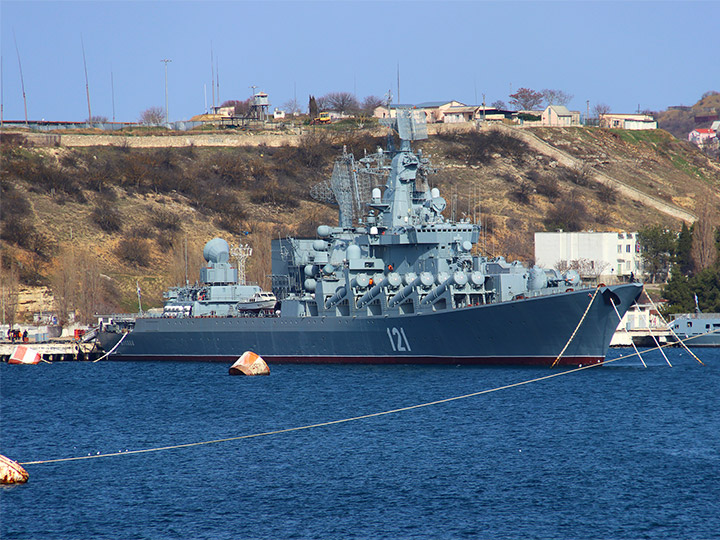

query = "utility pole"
(111, 69), (116, 122)
(161, 59), (172, 123)
(586, 100), (589, 126)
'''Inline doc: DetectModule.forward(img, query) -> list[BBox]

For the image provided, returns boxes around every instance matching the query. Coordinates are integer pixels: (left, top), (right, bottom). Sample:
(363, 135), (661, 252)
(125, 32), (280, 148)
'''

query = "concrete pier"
(0, 340), (102, 363)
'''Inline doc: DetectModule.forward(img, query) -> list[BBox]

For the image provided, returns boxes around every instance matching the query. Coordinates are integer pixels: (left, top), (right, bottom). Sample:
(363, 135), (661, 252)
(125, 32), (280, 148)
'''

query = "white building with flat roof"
(535, 231), (642, 281)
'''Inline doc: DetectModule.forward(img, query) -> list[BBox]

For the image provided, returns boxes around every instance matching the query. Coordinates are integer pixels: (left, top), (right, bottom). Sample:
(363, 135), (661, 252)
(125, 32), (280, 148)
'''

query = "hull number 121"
(387, 327), (411, 352)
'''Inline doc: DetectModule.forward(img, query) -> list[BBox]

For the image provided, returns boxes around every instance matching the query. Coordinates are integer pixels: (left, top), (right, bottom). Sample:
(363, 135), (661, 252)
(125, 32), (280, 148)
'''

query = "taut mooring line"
(18, 337), (709, 467)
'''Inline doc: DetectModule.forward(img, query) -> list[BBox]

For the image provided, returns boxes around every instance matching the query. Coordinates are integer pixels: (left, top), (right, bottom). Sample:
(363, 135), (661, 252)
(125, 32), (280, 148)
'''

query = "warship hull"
(98, 283), (643, 365)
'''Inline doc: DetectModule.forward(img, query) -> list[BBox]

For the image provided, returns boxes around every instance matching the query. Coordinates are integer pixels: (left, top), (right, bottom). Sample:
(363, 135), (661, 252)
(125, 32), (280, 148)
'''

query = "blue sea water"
(1, 348), (718, 540)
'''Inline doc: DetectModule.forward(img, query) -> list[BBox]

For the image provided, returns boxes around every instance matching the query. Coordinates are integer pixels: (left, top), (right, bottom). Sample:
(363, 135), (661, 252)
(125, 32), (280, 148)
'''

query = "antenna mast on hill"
(13, 31), (28, 126)
(210, 43), (215, 110)
(81, 36), (92, 122)
(111, 68), (116, 122)
(161, 58), (172, 123)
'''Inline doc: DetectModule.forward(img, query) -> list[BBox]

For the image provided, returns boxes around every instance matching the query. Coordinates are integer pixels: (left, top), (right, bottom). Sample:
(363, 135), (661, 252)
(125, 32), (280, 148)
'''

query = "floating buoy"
(0, 454), (29, 484)
(8, 345), (41, 365)
(229, 351), (270, 376)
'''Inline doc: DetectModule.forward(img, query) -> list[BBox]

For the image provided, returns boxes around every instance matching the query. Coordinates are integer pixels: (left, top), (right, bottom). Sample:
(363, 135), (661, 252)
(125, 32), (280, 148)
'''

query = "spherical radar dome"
(203, 238), (230, 263)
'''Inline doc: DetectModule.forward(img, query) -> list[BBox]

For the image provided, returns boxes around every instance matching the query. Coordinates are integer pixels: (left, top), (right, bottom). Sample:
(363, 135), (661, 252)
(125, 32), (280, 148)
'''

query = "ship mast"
(230, 244), (252, 285)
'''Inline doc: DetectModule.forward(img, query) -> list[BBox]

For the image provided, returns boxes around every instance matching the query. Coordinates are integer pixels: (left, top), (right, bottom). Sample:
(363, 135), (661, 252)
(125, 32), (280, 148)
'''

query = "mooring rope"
(612, 299), (647, 368)
(92, 332), (128, 363)
(551, 286), (600, 368)
(641, 290), (704, 366)
(18, 336), (709, 467)
(632, 291), (671, 367)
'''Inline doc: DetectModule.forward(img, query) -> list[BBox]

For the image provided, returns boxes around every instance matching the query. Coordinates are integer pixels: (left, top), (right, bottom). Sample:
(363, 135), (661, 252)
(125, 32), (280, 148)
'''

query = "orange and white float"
(229, 351), (270, 376)
(8, 345), (42, 365)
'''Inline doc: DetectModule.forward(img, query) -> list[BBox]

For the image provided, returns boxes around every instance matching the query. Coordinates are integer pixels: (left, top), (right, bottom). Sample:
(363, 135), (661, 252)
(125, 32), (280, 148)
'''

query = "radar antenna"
(379, 108), (428, 142)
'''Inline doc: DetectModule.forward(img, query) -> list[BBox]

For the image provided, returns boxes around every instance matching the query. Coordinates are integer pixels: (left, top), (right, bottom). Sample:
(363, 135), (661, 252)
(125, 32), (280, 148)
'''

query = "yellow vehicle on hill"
(311, 112), (332, 125)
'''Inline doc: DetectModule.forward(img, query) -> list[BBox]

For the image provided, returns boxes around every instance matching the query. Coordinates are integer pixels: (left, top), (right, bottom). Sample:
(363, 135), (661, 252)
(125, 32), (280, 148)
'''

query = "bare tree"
(509, 88), (544, 110)
(554, 258), (608, 278)
(320, 92), (360, 114)
(0, 262), (20, 329)
(491, 100), (507, 109)
(542, 89), (573, 106)
(75, 249), (104, 324)
(360, 95), (384, 115)
(139, 106), (165, 124)
(593, 103), (611, 121)
(221, 99), (251, 116)
(315, 95), (329, 112)
(51, 246), (77, 325)
(691, 202), (719, 273)
(51, 247), (109, 324)
(282, 98), (302, 114)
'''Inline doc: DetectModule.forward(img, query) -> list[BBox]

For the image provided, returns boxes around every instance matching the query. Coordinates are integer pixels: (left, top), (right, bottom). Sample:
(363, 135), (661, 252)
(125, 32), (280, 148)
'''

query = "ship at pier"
(98, 111), (642, 365)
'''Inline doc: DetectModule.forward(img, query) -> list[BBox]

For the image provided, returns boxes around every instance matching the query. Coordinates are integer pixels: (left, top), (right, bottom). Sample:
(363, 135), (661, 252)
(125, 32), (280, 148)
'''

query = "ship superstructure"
(98, 111), (642, 364)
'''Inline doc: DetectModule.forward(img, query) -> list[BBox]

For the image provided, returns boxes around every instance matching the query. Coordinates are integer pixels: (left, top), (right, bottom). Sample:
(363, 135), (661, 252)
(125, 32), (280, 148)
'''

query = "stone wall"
(57, 132), (303, 148)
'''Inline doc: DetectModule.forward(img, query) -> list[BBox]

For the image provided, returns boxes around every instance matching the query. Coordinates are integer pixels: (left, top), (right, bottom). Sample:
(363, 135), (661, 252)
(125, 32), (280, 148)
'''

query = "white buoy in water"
(229, 351), (270, 376)
(8, 345), (41, 365)
(0, 454), (29, 484)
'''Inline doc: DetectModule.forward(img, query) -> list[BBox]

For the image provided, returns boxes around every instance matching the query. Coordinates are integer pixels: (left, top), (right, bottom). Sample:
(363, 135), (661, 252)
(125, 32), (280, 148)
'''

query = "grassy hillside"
(1, 125), (718, 322)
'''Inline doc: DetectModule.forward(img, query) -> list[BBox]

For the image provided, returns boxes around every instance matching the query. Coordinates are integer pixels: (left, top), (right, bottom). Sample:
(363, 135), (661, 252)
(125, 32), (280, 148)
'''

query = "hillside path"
(494, 124), (697, 223)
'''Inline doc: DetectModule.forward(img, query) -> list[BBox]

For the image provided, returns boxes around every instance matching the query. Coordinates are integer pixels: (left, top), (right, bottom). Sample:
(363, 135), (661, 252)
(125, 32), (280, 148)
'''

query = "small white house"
(535, 231), (642, 281)
(541, 105), (581, 126)
(600, 113), (657, 130)
(688, 128), (717, 147)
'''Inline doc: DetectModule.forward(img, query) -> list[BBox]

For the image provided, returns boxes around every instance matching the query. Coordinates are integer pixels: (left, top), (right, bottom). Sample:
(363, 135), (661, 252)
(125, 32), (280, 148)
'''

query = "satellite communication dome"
(203, 238), (230, 263)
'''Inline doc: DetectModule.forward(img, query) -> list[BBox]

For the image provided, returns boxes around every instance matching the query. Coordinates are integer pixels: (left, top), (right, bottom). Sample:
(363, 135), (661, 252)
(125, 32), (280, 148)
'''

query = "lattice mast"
(230, 244), (252, 285)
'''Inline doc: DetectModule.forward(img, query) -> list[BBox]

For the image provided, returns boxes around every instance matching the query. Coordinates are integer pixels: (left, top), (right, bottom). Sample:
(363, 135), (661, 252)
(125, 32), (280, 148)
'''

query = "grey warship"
(98, 111), (643, 365)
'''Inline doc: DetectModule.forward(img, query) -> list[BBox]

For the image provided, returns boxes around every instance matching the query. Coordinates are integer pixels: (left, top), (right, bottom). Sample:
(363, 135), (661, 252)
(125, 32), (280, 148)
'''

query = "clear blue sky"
(1, 1), (717, 122)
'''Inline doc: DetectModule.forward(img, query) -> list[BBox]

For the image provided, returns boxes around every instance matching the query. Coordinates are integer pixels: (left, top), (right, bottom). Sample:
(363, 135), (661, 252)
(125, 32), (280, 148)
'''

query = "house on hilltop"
(415, 101), (466, 123)
(442, 106), (480, 123)
(373, 103), (418, 119)
(599, 113), (657, 130)
(688, 128), (717, 148)
(541, 105), (581, 127)
(373, 101), (466, 123)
